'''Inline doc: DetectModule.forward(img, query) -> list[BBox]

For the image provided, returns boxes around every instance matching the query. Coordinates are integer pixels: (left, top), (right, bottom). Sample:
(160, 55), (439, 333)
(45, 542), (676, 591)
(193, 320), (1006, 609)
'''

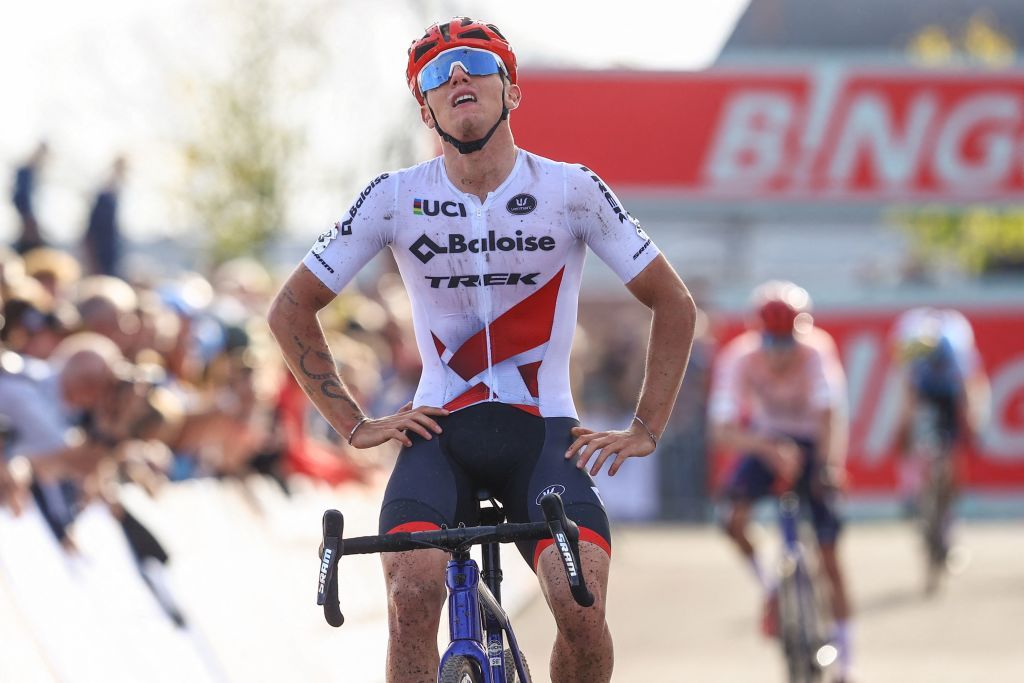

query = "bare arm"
(267, 264), (446, 449)
(267, 264), (362, 435)
(568, 255), (697, 476)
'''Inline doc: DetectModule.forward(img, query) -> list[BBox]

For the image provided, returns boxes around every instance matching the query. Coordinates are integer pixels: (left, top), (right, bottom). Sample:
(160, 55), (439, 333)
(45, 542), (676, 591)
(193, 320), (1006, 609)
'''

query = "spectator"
(0, 335), (121, 541)
(82, 156), (127, 277)
(0, 245), (27, 301)
(1, 296), (76, 360)
(10, 142), (49, 254)
(23, 246), (82, 299)
(72, 275), (140, 357)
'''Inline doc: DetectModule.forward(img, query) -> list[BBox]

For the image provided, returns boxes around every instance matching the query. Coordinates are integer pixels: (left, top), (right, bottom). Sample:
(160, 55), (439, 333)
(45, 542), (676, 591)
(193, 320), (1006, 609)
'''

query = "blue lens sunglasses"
(418, 47), (505, 95)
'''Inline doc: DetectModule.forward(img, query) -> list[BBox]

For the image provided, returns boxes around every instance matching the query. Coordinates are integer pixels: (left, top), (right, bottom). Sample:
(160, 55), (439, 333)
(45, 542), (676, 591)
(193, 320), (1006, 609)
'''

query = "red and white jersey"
(709, 329), (846, 441)
(303, 150), (660, 418)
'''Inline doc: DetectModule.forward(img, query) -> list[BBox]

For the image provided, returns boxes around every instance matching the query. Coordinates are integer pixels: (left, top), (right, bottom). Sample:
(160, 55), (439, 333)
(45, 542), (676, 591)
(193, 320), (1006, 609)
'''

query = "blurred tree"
(181, 0), (310, 265)
(893, 206), (1024, 276)
(179, 0), (436, 266)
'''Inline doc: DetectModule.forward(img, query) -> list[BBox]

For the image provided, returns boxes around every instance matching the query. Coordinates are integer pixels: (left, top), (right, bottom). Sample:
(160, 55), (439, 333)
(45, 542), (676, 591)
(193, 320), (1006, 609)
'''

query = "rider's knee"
(386, 575), (446, 620)
(549, 590), (607, 643)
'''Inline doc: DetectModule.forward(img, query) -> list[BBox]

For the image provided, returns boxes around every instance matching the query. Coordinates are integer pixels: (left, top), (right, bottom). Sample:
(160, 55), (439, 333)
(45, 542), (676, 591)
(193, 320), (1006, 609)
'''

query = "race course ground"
(513, 521), (1024, 682)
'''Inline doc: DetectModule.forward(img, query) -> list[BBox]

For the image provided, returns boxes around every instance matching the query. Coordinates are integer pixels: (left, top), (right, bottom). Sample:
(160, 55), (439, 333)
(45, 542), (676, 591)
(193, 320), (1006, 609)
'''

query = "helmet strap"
(426, 80), (509, 155)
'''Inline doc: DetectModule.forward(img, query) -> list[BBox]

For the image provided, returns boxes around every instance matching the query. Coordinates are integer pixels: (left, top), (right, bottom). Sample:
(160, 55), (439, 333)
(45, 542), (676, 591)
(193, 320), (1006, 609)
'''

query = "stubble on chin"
(456, 118), (479, 137)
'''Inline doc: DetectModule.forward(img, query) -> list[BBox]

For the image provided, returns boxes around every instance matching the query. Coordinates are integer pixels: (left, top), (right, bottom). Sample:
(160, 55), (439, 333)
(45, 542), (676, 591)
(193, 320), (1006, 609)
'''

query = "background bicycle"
(775, 491), (839, 683)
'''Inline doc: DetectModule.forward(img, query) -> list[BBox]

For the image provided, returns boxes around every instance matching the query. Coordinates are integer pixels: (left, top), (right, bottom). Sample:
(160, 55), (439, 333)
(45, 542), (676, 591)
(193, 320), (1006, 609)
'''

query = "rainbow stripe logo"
(413, 198), (424, 215)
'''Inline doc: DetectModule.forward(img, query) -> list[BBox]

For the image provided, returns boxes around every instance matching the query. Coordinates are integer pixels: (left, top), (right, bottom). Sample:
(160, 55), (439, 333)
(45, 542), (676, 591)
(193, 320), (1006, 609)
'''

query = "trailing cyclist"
(267, 17), (696, 683)
(709, 280), (854, 682)
(890, 307), (989, 588)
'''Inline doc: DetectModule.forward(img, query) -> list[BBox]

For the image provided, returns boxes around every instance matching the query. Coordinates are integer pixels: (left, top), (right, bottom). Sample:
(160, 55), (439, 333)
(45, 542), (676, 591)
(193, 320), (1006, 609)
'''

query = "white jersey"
(304, 150), (660, 418)
(708, 330), (846, 441)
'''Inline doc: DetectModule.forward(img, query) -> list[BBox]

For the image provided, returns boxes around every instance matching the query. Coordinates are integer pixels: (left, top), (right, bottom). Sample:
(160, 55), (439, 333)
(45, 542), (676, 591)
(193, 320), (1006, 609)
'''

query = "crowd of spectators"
(0, 239), (410, 541)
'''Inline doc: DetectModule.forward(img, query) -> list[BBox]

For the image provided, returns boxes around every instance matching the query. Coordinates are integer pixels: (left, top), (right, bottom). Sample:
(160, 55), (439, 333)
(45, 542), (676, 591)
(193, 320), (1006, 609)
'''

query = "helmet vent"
(486, 24), (507, 40)
(459, 28), (491, 41)
(413, 40), (438, 61)
(459, 17), (474, 27)
(439, 22), (451, 42)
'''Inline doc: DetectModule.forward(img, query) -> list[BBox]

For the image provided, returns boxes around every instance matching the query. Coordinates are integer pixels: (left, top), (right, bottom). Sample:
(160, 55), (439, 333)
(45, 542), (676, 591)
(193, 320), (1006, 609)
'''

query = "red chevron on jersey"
(447, 268), (565, 381)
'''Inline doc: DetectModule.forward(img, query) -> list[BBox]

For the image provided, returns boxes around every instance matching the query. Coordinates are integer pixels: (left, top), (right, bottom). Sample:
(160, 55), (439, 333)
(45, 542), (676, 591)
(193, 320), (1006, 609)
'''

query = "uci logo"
(413, 198), (468, 218)
(536, 484), (566, 505)
(506, 193), (537, 215)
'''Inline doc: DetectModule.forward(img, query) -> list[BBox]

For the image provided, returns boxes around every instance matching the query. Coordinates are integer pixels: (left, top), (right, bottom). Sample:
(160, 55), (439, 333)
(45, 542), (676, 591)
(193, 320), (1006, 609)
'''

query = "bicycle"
(316, 491), (594, 682)
(775, 491), (837, 683)
(909, 402), (956, 595)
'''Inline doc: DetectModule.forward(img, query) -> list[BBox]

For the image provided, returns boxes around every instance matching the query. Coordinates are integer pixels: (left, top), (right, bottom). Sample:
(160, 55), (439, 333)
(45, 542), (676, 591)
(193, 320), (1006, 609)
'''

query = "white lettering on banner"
(701, 74), (1024, 197)
(839, 331), (903, 464)
(704, 92), (794, 186)
(933, 94), (1021, 188)
(864, 365), (905, 461)
(843, 332), (880, 424)
(827, 93), (936, 190)
(982, 356), (1024, 459)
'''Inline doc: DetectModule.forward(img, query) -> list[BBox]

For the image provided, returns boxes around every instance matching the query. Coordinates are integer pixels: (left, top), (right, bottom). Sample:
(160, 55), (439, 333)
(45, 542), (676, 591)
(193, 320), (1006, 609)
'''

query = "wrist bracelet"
(347, 417), (369, 445)
(632, 416), (658, 447)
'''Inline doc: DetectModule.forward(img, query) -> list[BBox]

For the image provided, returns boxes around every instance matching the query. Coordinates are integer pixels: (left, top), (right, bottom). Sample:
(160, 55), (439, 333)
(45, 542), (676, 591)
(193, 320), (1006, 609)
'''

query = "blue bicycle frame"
(777, 492), (833, 682)
(440, 550), (530, 682)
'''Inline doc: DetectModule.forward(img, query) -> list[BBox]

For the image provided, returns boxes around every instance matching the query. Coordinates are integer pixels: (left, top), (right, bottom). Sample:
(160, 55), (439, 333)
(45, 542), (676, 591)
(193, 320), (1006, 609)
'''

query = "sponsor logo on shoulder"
(337, 173), (389, 236)
(626, 214), (653, 260)
(506, 193), (537, 215)
(581, 165), (632, 225)
(629, 214), (650, 241)
(536, 483), (566, 505)
(312, 223), (341, 256)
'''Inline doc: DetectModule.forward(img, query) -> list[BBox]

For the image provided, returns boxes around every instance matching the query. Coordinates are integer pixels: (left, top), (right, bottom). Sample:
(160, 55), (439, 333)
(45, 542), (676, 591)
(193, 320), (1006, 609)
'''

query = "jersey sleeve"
(302, 172), (397, 293)
(563, 164), (660, 283)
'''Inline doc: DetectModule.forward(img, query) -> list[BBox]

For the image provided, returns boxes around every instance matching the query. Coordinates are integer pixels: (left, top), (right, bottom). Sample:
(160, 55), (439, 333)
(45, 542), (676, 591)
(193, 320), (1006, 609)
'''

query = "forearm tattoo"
(289, 334), (358, 413)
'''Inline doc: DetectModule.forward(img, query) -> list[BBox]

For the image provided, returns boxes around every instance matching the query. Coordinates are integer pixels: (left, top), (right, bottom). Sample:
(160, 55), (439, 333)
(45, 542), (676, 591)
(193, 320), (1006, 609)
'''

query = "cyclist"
(709, 280), (853, 681)
(267, 17), (696, 683)
(890, 308), (989, 556)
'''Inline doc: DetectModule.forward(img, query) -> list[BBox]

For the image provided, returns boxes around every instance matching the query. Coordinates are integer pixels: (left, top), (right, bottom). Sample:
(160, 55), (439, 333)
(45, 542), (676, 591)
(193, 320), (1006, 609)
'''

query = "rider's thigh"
(536, 541), (609, 633)
(382, 548), (449, 615)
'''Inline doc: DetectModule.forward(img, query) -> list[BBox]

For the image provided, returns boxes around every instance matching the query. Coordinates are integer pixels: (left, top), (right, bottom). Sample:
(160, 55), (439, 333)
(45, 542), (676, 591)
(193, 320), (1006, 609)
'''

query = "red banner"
(709, 308), (1024, 492)
(515, 68), (1024, 200)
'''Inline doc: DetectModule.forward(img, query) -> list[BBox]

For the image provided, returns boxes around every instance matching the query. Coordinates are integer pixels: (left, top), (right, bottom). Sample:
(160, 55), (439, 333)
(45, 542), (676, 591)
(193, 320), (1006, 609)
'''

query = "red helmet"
(752, 280), (812, 336)
(407, 18), (517, 105)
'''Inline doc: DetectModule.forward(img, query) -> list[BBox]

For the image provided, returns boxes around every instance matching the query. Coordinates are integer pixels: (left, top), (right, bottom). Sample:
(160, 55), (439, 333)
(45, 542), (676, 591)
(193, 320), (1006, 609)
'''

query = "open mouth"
(452, 94), (477, 108)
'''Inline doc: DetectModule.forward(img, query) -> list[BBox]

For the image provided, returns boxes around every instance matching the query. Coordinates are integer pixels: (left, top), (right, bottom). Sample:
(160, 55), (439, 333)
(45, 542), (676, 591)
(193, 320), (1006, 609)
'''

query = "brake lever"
(318, 509), (345, 627)
(539, 493), (595, 608)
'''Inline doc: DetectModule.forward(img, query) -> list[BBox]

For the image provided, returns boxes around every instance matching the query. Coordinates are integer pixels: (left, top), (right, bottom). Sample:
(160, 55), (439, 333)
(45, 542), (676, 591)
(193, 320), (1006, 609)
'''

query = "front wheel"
(440, 655), (484, 683)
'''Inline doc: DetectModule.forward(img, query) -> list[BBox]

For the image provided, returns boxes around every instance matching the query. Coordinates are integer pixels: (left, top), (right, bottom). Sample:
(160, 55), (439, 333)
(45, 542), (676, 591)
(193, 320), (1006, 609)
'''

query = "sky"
(0, 0), (750, 246)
